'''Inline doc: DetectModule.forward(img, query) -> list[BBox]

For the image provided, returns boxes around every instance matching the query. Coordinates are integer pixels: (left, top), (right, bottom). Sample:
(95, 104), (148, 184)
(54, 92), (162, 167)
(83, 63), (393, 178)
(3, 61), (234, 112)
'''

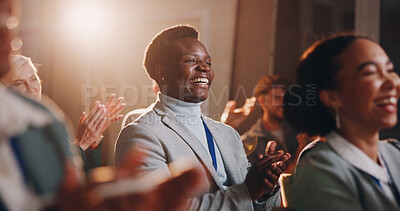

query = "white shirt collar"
(326, 131), (390, 183)
(158, 92), (202, 117)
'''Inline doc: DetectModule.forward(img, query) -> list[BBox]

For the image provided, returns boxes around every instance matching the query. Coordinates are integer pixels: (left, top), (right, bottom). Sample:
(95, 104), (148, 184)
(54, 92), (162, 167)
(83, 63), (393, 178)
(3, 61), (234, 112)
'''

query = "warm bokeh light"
(10, 37), (22, 51)
(6, 16), (18, 30)
(61, 0), (111, 39)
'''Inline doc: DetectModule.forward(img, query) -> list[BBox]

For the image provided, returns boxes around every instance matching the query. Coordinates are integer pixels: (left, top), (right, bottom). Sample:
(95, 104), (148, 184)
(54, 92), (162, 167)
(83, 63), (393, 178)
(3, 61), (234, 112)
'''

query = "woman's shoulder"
(298, 140), (334, 161)
(293, 140), (359, 195)
(296, 140), (353, 175)
(379, 138), (400, 151)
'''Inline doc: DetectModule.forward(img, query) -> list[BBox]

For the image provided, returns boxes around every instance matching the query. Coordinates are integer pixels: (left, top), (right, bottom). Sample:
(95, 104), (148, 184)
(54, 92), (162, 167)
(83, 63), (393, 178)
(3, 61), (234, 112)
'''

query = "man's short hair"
(143, 25), (199, 80)
(254, 75), (291, 98)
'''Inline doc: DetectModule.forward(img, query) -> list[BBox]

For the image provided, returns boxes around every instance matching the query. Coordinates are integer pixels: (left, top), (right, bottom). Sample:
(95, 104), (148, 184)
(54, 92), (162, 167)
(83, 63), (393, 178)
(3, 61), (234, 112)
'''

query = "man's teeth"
(191, 78), (209, 84)
(375, 97), (398, 105)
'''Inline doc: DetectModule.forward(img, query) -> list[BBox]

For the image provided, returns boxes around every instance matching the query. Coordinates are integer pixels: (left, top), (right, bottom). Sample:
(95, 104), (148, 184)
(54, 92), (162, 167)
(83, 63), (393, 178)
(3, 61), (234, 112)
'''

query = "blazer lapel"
(153, 102), (223, 189)
(203, 117), (243, 185)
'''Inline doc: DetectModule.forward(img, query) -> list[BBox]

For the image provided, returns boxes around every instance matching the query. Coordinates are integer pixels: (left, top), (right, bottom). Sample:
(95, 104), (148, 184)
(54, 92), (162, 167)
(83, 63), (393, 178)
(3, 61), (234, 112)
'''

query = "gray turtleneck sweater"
(159, 92), (228, 188)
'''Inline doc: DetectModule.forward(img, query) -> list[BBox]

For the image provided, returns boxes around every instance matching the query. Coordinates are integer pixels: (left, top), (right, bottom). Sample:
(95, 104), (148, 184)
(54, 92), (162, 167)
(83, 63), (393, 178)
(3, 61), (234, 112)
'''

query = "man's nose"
(197, 62), (211, 72)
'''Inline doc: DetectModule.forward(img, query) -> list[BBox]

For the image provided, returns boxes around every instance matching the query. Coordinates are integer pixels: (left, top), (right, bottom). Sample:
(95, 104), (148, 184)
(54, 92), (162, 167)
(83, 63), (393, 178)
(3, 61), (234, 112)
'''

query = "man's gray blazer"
(115, 101), (280, 210)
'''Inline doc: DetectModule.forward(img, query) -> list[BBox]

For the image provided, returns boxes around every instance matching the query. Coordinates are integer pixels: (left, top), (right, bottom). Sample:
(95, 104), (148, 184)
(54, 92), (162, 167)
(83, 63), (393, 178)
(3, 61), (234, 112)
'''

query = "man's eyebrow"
(182, 53), (211, 59)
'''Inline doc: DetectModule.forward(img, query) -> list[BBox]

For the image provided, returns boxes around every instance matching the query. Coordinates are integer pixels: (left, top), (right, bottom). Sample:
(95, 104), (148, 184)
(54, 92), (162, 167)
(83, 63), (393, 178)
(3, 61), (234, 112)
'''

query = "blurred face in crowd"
(161, 37), (214, 103)
(328, 38), (400, 132)
(258, 87), (286, 122)
(1, 61), (42, 101)
(0, 0), (12, 77)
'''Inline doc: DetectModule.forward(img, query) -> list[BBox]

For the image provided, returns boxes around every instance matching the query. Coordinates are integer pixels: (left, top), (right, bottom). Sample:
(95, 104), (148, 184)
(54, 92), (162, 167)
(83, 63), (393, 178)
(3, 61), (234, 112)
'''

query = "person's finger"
(265, 141), (278, 155)
(225, 100), (237, 113)
(243, 97), (256, 115)
(276, 161), (287, 172)
(79, 112), (86, 125)
(106, 93), (116, 106)
(86, 104), (103, 123)
(110, 102), (125, 117)
(281, 153), (291, 162)
(107, 97), (124, 113)
(110, 114), (124, 124)
(87, 105), (106, 129)
(254, 155), (283, 169)
(76, 112), (88, 142)
(263, 177), (275, 189)
(94, 116), (107, 133)
(115, 114), (124, 121)
(84, 103), (101, 127)
(249, 96), (256, 104)
(264, 168), (279, 184)
(88, 111), (106, 132)
(88, 101), (101, 116)
(89, 134), (104, 150)
(270, 162), (283, 176)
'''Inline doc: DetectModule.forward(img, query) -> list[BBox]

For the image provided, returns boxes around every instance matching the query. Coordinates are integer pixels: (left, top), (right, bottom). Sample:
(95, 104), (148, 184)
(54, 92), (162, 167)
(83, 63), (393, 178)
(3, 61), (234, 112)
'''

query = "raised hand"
(88, 94), (125, 149)
(221, 97), (256, 129)
(75, 94), (125, 151)
(75, 102), (107, 150)
(102, 94), (125, 131)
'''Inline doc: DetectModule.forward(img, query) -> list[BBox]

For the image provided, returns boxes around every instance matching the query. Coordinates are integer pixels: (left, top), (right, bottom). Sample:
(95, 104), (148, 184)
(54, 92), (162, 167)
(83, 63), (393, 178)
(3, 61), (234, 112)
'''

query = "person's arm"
(115, 124), (288, 211)
(49, 148), (204, 211)
(291, 150), (362, 211)
(221, 97), (256, 129)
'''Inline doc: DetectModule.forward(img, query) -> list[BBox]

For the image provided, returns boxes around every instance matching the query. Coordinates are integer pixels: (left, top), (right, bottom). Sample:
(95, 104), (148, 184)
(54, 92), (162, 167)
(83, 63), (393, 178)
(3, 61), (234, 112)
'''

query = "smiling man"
(241, 75), (298, 166)
(115, 25), (291, 211)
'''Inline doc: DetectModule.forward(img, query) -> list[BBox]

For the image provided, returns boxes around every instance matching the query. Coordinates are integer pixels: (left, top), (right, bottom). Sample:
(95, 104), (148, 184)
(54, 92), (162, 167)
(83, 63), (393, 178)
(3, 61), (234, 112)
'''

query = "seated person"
(241, 75), (298, 166)
(0, 54), (125, 170)
(115, 25), (291, 210)
(284, 33), (400, 210)
(0, 1), (204, 209)
(0, 89), (204, 210)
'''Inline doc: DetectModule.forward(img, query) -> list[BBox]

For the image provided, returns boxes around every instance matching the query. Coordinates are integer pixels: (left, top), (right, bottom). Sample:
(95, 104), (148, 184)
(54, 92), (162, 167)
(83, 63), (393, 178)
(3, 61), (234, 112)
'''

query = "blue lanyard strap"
(202, 119), (217, 172)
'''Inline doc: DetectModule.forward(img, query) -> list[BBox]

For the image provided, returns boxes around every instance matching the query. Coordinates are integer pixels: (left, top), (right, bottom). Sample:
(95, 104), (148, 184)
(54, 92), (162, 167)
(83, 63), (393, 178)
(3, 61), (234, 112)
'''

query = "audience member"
(284, 33), (400, 210)
(241, 75), (298, 166)
(115, 25), (291, 210)
(0, 1), (205, 210)
(0, 54), (125, 170)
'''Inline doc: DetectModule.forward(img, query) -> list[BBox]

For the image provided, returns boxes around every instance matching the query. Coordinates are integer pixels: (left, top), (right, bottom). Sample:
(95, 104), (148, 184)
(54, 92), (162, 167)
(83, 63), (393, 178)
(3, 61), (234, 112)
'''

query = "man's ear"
(154, 65), (167, 82)
(319, 90), (341, 108)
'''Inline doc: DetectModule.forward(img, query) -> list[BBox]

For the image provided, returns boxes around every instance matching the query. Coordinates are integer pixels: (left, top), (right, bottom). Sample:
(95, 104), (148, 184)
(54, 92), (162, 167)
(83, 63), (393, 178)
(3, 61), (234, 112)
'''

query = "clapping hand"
(221, 97), (256, 129)
(245, 141), (291, 201)
(75, 94), (125, 150)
